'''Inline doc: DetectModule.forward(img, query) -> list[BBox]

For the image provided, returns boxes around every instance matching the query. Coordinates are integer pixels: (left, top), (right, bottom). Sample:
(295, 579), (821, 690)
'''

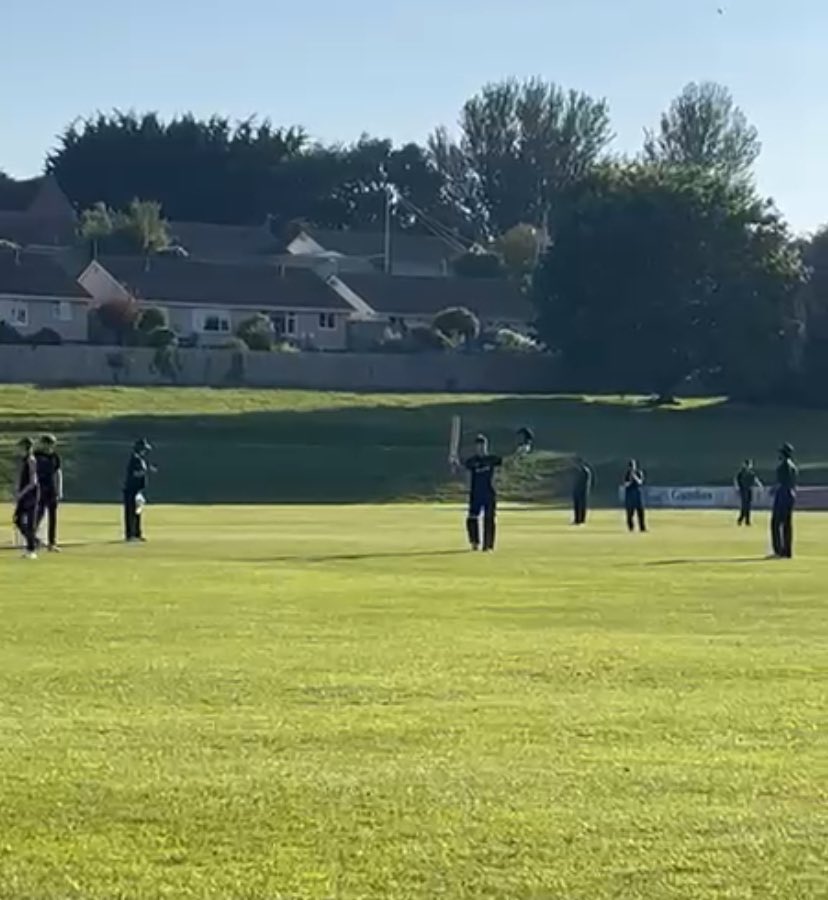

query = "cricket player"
(460, 433), (502, 552)
(623, 460), (647, 532)
(14, 437), (39, 559)
(734, 459), (761, 527)
(571, 457), (594, 525)
(123, 438), (153, 542)
(770, 443), (797, 559)
(35, 434), (63, 551)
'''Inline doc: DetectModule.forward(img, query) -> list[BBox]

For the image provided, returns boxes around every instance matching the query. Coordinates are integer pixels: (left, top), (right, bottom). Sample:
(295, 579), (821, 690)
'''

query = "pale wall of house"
(163, 305), (349, 350)
(0, 295), (89, 341)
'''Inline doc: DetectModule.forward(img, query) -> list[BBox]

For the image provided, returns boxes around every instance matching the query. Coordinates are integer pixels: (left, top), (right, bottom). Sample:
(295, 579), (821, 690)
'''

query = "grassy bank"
(1, 386), (827, 503)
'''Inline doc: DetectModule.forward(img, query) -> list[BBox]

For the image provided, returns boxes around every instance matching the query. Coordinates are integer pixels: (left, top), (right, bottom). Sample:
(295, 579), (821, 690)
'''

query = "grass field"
(2, 504), (826, 899)
(3, 385), (828, 504)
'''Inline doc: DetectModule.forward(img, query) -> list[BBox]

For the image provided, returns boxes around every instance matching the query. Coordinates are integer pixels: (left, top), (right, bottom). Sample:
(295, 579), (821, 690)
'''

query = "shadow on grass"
(243, 549), (469, 564)
(6, 392), (828, 505)
(645, 556), (769, 567)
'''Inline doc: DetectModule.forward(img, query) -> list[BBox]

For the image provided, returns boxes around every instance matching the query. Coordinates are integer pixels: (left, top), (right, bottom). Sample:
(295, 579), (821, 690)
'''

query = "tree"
(794, 227), (828, 397)
(48, 112), (308, 223)
(429, 78), (613, 236)
(534, 163), (802, 399)
(644, 82), (761, 182)
(433, 307), (481, 345)
(89, 298), (141, 345)
(80, 200), (171, 255)
(237, 313), (275, 351)
(496, 224), (542, 277)
(137, 306), (169, 335)
(47, 111), (458, 233)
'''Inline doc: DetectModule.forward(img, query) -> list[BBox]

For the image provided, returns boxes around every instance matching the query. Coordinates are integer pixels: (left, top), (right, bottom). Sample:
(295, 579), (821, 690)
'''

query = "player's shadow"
(646, 556), (768, 567)
(246, 549), (468, 564)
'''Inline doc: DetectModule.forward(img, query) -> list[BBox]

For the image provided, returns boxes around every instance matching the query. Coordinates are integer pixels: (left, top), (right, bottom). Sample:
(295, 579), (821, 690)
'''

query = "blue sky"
(2, 0), (825, 233)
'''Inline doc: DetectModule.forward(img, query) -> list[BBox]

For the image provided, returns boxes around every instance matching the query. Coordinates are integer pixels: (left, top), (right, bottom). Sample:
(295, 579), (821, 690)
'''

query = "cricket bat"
(449, 415), (461, 464)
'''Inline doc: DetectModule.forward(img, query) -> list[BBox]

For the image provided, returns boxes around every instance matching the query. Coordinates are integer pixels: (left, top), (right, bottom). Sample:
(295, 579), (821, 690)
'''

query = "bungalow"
(284, 226), (460, 278)
(0, 247), (92, 341)
(78, 256), (355, 350)
(337, 273), (535, 335)
(168, 220), (281, 262)
(0, 175), (77, 247)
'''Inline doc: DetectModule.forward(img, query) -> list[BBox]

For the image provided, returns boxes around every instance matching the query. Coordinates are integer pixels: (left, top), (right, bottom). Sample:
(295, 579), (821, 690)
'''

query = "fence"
(0, 345), (559, 393)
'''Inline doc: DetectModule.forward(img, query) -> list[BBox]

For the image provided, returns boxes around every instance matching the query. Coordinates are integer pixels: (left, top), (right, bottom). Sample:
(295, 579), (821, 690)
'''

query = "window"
(193, 309), (231, 334)
(52, 301), (73, 322)
(9, 303), (28, 327)
(318, 312), (336, 330)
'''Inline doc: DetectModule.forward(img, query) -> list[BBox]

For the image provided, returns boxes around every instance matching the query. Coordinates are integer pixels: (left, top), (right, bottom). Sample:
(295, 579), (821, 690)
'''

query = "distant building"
(339, 273), (534, 335)
(0, 247), (92, 341)
(79, 257), (355, 350)
(284, 225), (460, 278)
(167, 220), (281, 263)
(0, 175), (77, 247)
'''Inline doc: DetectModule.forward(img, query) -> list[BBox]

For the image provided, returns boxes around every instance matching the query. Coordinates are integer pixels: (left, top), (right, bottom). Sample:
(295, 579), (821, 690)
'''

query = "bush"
(145, 326), (177, 349)
(494, 328), (542, 354)
(89, 298), (141, 345)
(0, 320), (25, 344)
(237, 313), (274, 352)
(29, 327), (63, 346)
(137, 306), (169, 335)
(404, 324), (453, 352)
(433, 306), (481, 345)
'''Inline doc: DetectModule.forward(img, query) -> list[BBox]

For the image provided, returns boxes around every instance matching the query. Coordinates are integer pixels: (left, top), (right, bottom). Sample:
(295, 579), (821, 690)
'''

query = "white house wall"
(0, 294), (90, 342)
(162, 304), (348, 350)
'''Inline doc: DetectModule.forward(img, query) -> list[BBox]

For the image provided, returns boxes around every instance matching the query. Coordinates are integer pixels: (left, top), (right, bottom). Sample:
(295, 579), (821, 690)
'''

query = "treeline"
(7, 77), (828, 403)
(43, 78), (757, 239)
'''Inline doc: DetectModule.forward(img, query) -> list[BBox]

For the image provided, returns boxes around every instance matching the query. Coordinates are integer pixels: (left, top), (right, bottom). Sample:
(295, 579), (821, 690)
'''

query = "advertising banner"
(617, 486), (828, 510)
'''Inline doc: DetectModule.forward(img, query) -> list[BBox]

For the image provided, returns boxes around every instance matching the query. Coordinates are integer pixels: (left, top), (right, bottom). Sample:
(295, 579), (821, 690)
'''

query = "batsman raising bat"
(449, 418), (533, 552)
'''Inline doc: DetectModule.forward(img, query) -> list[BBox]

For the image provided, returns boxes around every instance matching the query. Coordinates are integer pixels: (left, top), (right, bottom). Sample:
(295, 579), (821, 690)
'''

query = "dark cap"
(134, 437), (152, 452)
(40, 433), (57, 446)
(779, 442), (794, 457)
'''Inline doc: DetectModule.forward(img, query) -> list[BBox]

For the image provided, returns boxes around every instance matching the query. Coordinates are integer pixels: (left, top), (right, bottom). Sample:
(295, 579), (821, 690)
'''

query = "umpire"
(734, 458), (762, 527)
(571, 457), (594, 525)
(123, 438), (153, 542)
(35, 434), (63, 551)
(770, 443), (797, 559)
(623, 459), (647, 532)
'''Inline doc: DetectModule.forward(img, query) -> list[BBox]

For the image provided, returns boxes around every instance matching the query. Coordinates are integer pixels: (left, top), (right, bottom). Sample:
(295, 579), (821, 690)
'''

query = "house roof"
(0, 175), (45, 212)
(0, 248), (91, 298)
(0, 212), (76, 247)
(339, 273), (534, 322)
(168, 220), (281, 261)
(296, 227), (461, 267)
(97, 256), (351, 311)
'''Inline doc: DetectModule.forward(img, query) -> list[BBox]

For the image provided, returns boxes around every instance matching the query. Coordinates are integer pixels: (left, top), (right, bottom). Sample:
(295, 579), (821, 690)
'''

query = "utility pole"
(383, 185), (393, 274)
